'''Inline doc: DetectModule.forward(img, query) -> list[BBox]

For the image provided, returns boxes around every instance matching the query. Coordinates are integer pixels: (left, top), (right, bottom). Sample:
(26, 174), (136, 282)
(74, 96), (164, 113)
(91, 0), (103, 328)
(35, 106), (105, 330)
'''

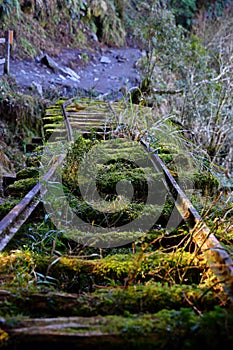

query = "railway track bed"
(0, 98), (233, 349)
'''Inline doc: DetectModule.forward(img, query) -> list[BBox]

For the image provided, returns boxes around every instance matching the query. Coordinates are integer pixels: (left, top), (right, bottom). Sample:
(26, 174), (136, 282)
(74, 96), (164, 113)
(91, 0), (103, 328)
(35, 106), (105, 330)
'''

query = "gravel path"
(8, 46), (142, 98)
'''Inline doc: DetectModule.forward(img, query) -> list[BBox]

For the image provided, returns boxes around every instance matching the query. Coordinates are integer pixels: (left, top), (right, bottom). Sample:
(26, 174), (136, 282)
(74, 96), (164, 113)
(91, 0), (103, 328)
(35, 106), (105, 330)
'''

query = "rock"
(141, 50), (147, 57)
(0, 317), (6, 324)
(40, 54), (59, 72)
(34, 56), (41, 63)
(109, 76), (118, 80)
(90, 32), (99, 42)
(116, 55), (127, 63)
(100, 56), (111, 64)
(31, 81), (43, 96)
(58, 74), (66, 81)
(0, 148), (15, 176)
(40, 54), (80, 81)
(61, 66), (80, 81)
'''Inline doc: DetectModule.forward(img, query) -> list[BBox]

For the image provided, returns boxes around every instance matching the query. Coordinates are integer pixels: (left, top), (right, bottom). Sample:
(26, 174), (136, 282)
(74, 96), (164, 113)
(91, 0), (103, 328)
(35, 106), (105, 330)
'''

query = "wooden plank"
(68, 117), (109, 122)
(4, 30), (10, 74)
(9, 30), (13, 44)
(4, 316), (159, 349)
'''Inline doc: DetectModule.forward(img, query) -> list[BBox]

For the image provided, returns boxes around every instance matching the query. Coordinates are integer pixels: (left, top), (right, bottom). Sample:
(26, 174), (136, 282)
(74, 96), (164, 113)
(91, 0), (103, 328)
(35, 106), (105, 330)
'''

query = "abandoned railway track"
(0, 97), (233, 303)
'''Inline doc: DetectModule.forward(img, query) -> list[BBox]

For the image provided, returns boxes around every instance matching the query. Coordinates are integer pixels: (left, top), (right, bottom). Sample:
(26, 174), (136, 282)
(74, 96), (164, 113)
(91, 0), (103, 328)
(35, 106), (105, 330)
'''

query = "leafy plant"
(0, 0), (20, 20)
(135, 3), (233, 175)
(168, 0), (197, 28)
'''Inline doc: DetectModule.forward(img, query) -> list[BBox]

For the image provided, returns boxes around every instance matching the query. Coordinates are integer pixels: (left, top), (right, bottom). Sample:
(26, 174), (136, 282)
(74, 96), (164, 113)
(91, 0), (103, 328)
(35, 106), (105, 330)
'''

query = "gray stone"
(90, 32), (98, 42)
(40, 54), (80, 81)
(31, 81), (43, 96)
(61, 67), (80, 81)
(40, 54), (59, 72)
(100, 56), (111, 64)
(116, 55), (127, 63)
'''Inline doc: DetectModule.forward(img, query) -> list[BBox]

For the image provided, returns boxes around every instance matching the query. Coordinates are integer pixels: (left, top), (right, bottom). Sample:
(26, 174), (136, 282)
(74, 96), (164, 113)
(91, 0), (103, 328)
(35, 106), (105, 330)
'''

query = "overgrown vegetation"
(0, 0), (127, 57)
(0, 1), (233, 348)
(134, 1), (233, 178)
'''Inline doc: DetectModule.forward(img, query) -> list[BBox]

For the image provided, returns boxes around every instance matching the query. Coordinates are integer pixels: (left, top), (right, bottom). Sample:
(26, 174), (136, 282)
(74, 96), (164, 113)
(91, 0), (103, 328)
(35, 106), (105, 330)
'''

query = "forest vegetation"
(0, 0), (233, 349)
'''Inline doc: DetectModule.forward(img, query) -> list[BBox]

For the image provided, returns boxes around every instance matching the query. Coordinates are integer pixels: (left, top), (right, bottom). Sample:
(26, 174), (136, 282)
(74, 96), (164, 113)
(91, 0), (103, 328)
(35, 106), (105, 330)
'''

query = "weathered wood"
(5, 316), (122, 350)
(67, 112), (112, 117)
(4, 30), (10, 75)
(9, 30), (13, 45)
(0, 281), (222, 320)
(1, 310), (233, 349)
(68, 117), (109, 122)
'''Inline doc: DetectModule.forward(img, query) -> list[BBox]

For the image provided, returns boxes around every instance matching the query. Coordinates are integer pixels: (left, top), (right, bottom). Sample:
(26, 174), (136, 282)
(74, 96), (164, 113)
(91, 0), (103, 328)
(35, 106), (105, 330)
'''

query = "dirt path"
(9, 46), (142, 98)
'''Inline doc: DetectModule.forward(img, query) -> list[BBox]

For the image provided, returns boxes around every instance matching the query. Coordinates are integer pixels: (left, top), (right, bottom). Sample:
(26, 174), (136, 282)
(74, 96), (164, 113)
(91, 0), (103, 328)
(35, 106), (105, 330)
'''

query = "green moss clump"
(26, 154), (41, 167)
(6, 178), (37, 197)
(0, 200), (19, 220)
(103, 306), (233, 348)
(193, 172), (220, 196)
(1, 307), (233, 349)
(0, 250), (206, 293)
(16, 167), (39, 180)
(0, 79), (43, 136)
(33, 250), (206, 292)
(0, 281), (227, 319)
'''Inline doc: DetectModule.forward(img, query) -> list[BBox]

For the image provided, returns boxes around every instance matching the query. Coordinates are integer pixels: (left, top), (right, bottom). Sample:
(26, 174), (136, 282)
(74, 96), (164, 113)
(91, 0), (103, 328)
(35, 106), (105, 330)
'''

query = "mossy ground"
(0, 247), (232, 348)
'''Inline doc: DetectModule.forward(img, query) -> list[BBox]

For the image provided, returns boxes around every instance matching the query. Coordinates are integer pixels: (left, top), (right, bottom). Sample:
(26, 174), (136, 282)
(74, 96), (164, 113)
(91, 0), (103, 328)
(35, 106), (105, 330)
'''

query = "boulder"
(40, 54), (80, 81)
(100, 56), (111, 64)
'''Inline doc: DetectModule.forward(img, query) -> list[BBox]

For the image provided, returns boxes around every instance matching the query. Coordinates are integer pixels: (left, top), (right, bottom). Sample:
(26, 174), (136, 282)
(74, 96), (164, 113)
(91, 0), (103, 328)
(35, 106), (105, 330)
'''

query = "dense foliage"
(134, 1), (233, 178)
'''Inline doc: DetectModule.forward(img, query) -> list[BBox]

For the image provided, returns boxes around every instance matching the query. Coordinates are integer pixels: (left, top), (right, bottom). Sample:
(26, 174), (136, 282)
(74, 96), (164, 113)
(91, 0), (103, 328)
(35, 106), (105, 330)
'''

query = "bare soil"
(7, 45), (142, 99)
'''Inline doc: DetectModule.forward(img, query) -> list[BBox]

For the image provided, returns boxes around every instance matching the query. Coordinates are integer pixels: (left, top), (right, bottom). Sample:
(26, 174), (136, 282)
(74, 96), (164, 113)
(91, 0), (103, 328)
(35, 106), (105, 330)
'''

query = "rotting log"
(4, 316), (124, 350)
(0, 283), (226, 319)
(2, 308), (233, 350)
(1, 316), (163, 350)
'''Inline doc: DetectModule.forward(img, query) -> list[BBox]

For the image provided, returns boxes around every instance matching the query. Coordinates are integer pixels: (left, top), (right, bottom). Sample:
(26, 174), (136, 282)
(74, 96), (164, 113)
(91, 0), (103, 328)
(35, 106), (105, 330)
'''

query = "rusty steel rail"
(0, 97), (233, 300)
(61, 99), (74, 142)
(141, 139), (233, 299)
(0, 156), (65, 251)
